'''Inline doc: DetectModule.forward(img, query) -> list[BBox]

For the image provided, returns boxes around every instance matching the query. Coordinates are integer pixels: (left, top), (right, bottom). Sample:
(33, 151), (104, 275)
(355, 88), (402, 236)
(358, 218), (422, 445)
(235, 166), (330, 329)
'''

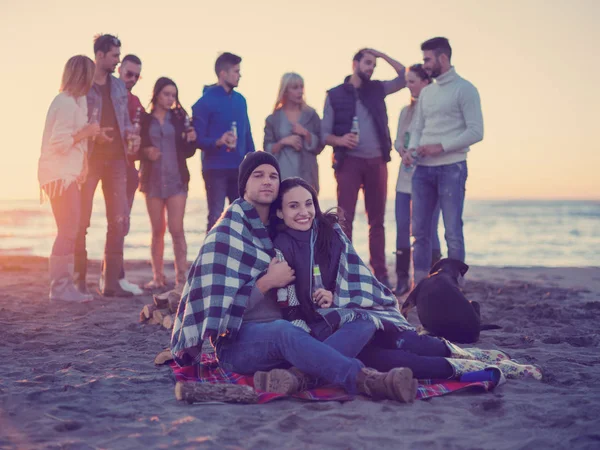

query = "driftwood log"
(175, 382), (258, 404)
(153, 308), (170, 324)
(153, 291), (170, 309)
(140, 304), (157, 323)
(162, 314), (175, 330)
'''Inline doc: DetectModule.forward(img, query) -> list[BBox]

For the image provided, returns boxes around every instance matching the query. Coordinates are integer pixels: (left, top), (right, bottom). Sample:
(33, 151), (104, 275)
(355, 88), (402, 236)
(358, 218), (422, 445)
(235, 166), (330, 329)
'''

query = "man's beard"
(429, 60), (442, 78)
(224, 79), (237, 90)
(357, 70), (372, 82)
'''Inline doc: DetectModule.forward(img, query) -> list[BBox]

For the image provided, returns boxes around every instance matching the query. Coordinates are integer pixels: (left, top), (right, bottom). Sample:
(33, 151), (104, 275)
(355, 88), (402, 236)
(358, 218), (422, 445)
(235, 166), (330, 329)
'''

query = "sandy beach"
(1, 255), (599, 450)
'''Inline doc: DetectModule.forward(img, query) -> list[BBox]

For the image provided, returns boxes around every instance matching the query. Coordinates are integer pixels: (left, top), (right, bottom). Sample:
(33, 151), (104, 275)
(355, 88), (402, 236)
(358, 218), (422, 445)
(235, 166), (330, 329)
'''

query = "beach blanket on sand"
(170, 199), (274, 366)
(170, 354), (498, 403)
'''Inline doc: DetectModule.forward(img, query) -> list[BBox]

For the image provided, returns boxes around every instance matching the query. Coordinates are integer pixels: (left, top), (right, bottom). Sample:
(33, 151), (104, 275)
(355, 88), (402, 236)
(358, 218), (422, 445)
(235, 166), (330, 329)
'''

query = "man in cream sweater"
(405, 37), (483, 285)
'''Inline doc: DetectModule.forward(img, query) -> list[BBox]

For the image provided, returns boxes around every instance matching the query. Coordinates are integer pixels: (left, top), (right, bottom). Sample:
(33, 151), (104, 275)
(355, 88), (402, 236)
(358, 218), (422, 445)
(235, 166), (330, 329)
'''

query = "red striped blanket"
(170, 354), (497, 403)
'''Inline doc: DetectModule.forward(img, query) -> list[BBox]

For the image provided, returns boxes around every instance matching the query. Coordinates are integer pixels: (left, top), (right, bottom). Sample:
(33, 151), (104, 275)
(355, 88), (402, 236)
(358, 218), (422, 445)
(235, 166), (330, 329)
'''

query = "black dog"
(401, 258), (499, 344)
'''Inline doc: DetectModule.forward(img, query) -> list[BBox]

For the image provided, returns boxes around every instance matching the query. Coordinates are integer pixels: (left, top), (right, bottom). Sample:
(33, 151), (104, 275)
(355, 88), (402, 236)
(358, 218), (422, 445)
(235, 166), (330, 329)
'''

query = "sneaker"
(119, 278), (144, 295)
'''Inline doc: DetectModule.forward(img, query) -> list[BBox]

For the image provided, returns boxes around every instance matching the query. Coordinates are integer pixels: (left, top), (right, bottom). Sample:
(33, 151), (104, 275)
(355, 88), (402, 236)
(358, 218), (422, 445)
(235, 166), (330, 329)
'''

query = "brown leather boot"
(356, 367), (417, 403)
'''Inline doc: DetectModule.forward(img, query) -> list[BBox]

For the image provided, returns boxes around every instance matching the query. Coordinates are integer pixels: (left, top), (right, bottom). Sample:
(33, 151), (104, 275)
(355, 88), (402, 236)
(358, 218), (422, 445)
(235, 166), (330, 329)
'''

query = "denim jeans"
(311, 318), (377, 358)
(412, 161), (468, 280)
(202, 168), (239, 232)
(359, 330), (453, 379)
(75, 158), (130, 260)
(49, 182), (81, 257)
(395, 191), (441, 251)
(216, 320), (364, 394)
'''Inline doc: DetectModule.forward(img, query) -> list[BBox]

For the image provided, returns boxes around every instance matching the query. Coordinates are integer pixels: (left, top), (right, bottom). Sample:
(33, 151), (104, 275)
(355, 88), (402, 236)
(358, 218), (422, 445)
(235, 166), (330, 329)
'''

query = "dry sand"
(1, 255), (599, 450)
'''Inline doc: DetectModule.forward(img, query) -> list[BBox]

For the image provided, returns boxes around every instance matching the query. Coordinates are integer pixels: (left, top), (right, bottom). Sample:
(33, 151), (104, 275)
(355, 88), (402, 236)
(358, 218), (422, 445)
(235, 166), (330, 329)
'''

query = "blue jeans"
(202, 168), (239, 232)
(75, 158), (130, 260)
(49, 182), (81, 257)
(359, 330), (453, 379)
(412, 161), (468, 279)
(395, 191), (441, 251)
(216, 320), (364, 394)
(311, 318), (377, 358)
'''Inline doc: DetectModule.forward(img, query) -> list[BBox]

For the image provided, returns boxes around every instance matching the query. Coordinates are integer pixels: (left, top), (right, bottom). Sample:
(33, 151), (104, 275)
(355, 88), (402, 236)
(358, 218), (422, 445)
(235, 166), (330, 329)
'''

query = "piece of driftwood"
(168, 291), (181, 314)
(162, 314), (175, 330)
(153, 308), (170, 324)
(141, 304), (157, 322)
(154, 348), (173, 365)
(153, 291), (170, 309)
(175, 382), (258, 404)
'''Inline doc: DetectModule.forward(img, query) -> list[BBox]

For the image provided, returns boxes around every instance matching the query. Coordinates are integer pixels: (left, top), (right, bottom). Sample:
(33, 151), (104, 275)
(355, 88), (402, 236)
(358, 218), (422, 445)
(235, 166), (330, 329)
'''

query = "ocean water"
(0, 196), (599, 267)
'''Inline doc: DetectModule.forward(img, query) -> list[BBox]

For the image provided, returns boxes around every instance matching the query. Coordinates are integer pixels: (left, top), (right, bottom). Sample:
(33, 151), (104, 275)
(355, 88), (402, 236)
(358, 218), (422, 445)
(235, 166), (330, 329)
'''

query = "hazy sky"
(1, 0), (598, 200)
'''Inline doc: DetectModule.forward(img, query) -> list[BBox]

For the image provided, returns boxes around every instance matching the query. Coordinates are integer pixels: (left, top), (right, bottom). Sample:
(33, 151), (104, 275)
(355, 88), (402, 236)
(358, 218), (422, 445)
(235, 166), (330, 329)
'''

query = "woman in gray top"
(139, 77), (197, 290)
(264, 73), (323, 192)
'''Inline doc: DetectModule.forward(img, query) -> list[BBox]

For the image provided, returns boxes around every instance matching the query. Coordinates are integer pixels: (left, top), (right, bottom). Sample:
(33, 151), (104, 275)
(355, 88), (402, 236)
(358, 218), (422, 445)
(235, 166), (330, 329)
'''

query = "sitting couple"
(171, 152), (541, 403)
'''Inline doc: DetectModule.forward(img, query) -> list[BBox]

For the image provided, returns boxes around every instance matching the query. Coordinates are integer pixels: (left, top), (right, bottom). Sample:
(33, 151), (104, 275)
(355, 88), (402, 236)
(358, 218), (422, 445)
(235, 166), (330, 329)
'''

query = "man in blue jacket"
(192, 52), (256, 232)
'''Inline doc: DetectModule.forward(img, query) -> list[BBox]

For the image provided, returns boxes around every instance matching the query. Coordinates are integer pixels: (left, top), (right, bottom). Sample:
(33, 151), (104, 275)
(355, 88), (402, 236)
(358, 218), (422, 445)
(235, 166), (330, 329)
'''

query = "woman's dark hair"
(409, 64), (431, 83)
(272, 177), (343, 262)
(149, 77), (187, 119)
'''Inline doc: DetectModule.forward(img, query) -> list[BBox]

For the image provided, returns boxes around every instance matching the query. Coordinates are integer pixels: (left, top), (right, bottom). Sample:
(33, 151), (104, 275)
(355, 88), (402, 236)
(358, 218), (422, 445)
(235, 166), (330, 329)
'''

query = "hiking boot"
(253, 368), (310, 394)
(356, 367), (417, 403)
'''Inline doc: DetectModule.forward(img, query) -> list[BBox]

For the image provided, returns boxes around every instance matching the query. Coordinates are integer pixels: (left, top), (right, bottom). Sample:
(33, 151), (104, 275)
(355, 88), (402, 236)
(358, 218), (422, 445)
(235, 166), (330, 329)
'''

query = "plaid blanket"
(277, 224), (415, 334)
(170, 199), (275, 366)
(170, 353), (498, 403)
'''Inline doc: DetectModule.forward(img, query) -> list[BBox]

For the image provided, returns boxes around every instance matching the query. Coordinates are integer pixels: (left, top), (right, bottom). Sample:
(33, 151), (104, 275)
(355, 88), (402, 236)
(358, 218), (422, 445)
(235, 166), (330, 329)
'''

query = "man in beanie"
(170, 152), (417, 402)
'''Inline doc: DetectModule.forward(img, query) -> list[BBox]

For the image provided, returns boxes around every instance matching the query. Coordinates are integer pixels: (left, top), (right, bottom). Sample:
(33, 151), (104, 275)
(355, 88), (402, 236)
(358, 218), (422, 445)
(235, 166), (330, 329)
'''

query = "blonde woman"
(264, 73), (323, 192)
(38, 55), (102, 302)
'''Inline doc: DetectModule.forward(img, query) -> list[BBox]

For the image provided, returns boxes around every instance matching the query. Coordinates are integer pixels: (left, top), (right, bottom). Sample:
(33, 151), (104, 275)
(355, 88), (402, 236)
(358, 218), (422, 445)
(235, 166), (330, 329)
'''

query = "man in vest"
(322, 49), (407, 289)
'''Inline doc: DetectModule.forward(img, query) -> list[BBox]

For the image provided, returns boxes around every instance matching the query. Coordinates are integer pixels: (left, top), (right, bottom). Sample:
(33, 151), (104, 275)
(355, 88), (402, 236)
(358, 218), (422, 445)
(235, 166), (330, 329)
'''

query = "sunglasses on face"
(125, 71), (141, 80)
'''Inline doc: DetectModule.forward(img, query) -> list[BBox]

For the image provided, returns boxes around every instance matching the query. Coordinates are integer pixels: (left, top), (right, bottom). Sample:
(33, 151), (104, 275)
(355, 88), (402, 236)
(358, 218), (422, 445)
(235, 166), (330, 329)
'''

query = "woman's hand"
(313, 289), (333, 308)
(185, 129), (197, 143)
(74, 123), (101, 143)
(281, 135), (303, 151)
(292, 123), (309, 139)
(144, 146), (162, 161)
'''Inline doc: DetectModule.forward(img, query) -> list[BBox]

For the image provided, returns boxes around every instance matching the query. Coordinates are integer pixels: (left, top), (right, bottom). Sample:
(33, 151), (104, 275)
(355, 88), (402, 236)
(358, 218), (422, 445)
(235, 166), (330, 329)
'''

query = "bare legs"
(145, 193), (187, 289)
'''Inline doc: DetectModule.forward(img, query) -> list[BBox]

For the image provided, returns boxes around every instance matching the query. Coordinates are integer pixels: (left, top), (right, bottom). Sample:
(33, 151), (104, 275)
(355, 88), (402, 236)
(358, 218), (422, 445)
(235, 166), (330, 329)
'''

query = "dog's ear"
(443, 258), (469, 277)
(429, 258), (446, 275)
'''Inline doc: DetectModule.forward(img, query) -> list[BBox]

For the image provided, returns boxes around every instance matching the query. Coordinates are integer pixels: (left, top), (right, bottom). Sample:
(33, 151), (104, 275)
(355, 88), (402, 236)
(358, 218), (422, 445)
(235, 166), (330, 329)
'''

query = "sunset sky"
(1, 0), (598, 201)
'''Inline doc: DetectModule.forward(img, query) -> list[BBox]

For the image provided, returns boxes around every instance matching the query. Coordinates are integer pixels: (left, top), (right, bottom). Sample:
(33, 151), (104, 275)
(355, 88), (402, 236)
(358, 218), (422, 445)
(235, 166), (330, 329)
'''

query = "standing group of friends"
(38, 33), (541, 401)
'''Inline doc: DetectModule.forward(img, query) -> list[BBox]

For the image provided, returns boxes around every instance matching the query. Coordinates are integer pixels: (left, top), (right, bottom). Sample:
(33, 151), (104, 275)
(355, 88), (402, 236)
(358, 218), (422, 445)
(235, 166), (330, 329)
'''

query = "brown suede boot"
(253, 368), (310, 394)
(356, 367), (417, 403)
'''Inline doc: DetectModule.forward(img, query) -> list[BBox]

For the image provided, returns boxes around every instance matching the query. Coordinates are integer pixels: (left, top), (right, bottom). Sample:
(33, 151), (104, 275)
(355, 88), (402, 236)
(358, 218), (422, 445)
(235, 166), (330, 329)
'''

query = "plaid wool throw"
(170, 199), (275, 366)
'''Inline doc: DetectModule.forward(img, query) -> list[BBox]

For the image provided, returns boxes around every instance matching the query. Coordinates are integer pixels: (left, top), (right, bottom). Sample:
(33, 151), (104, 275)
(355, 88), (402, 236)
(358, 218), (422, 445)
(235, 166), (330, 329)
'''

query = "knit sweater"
(408, 67), (483, 166)
(38, 93), (88, 200)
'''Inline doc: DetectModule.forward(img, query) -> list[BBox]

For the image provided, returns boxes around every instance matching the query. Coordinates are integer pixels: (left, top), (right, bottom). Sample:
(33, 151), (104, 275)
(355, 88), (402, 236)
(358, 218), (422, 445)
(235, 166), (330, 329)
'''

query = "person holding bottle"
(321, 48), (407, 289)
(191, 52), (255, 233)
(139, 77), (197, 290)
(393, 64), (442, 295)
(264, 72), (323, 192)
(38, 55), (102, 302)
